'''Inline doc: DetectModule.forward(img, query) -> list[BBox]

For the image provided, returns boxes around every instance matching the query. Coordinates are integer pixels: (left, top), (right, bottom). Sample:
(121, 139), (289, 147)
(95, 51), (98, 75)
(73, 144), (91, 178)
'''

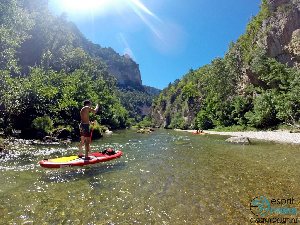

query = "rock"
(286, 29), (300, 66)
(267, 0), (291, 11)
(24, 139), (34, 145)
(0, 146), (9, 158)
(260, 0), (300, 67)
(9, 138), (34, 145)
(290, 129), (300, 133)
(32, 140), (60, 146)
(137, 128), (152, 134)
(226, 136), (251, 145)
(43, 136), (58, 142)
(105, 130), (113, 135)
(60, 139), (72, 145)
(108, 56), (142, 87)
(55, 128), (71, 139)
(36, 131), (47, 140)
(19, 152), (35, 159)
(32, 140), (41, 145)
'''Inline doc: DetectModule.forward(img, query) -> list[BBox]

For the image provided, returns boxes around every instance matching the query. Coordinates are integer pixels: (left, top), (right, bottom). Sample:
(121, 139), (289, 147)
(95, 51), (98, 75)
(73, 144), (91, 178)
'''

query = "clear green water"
(1, 130), (300, 224)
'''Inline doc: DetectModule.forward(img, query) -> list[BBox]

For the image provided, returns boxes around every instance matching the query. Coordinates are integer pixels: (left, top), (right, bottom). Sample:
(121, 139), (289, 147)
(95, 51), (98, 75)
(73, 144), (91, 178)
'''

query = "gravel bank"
(205, 131), (300, 144)
(175, 129), (300, 144)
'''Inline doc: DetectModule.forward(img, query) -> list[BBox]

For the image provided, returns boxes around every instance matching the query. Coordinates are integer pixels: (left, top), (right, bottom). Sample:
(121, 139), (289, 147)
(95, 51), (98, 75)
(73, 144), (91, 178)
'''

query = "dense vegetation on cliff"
(118, 85), (160, 122)
(151, 0), (300, 130)
(0, 0), (158, 139)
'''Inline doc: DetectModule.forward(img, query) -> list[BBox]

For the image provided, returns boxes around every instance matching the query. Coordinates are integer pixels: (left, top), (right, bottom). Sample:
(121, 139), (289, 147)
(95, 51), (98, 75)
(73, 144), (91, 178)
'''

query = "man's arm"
(89, 104), (99, 114)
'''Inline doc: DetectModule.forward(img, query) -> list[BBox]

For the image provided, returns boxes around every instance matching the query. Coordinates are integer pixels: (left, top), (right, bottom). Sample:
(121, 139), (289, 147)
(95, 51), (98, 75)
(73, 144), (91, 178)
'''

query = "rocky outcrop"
(82, 40), (143, 88)
(259, 0), (300, 66)
(140, 104), (151, 116)
(237, 0), (300, 94)
(286, 29), (300, 67)
(267, 0), (292, 11)
(151, 109), (165, 127)
(151, 98), (200, 129)
(107, 56), (142, 87)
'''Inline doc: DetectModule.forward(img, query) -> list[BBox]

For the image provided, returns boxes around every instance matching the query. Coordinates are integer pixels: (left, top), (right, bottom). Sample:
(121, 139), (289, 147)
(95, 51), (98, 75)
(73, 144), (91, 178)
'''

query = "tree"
(0, 0), (34, 73)
(195, 110), (213, 130)
(245, 91), (279, 128)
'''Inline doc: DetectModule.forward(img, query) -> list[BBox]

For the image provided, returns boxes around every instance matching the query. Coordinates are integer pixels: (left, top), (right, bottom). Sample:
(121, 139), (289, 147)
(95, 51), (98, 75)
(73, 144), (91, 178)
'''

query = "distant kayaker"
(78, 100), (99, 159)
(194, 129), (204, 135)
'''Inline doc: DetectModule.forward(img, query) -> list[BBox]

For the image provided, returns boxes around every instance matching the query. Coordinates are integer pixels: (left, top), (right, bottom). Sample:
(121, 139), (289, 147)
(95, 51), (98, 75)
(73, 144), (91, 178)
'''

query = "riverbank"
(174, 129), (300, 144)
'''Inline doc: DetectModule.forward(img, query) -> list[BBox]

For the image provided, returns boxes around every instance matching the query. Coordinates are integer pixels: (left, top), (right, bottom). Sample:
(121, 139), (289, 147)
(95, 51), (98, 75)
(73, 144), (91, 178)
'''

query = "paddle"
(90, 120), (97, 143)
(90, 127), (94, 143)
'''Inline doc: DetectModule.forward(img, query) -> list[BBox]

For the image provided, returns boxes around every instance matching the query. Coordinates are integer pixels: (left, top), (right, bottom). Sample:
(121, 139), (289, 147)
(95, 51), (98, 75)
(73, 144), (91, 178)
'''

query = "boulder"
(226, 136), (251, 145)
(137, 128), (152, 134)
(0, 146), (9, 158)
(60, 139), (72, 146)
(55, 128), (72, 140)
(105, 130), (113, 135)
(43, 136), (58, 142)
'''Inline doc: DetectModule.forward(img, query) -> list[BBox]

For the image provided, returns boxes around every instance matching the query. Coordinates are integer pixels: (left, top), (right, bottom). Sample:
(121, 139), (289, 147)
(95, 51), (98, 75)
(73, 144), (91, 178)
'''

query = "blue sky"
(49, 0), (261, 89)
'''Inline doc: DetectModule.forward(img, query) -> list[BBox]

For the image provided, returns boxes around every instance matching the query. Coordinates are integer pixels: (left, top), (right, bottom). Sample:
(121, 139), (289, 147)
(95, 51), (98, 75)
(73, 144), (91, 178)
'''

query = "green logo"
(250, 196), (297, 217)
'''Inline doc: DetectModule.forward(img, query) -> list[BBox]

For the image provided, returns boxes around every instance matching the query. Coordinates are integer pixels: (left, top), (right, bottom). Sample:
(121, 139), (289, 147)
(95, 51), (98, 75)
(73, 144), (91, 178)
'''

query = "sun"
(57, 0), (158, 18)
(60, 0), (116, 13)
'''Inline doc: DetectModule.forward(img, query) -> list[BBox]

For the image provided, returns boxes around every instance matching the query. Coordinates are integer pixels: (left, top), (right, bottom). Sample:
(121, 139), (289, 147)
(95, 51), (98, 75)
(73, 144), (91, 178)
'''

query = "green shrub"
(231, 96), (252, 126)
(169, 114), (186, 129)
(126, 118), (136, 127)
(245, 91), (278, 128)
(195, 110), (214, 130)
(136, 116), (153, 129)
(32, 116), (53, 134)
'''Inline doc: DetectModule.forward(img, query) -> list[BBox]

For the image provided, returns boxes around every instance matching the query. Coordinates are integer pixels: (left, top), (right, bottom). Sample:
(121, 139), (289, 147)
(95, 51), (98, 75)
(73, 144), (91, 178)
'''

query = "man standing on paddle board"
(78, 100), (99, 159)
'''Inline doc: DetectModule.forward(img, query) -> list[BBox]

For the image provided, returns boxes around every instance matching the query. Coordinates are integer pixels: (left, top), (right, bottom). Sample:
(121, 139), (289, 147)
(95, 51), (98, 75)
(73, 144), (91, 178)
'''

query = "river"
(1, 130), (300, 224)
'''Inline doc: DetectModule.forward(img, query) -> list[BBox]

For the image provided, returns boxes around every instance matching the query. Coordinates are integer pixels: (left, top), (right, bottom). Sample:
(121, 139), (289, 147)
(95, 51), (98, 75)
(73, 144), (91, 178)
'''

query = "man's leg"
(78, 136), (85, 156)
(84, 137), (91, 158)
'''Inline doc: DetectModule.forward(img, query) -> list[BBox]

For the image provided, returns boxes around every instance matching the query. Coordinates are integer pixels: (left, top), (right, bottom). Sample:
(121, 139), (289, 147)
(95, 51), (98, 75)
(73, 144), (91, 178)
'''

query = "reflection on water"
(41, 162), (127, 183)
(0, 130), (300, 224)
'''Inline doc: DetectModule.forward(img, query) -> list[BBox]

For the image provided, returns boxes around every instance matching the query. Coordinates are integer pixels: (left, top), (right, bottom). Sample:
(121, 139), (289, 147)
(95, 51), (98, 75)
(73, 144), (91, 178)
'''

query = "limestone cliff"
(151, 0), (300, 129)
(237, 0), (300, 93)
(259, 0), (300, 67)
(83, 44), (143, 87)
(106, 55), (142, 87)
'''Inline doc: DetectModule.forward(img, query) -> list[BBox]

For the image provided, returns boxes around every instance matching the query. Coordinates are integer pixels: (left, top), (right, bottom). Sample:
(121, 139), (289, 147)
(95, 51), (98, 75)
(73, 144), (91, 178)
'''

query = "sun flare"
(60, 0), (115, 13)
(55, 0), (175, 53)
(58, 0), (158, 19)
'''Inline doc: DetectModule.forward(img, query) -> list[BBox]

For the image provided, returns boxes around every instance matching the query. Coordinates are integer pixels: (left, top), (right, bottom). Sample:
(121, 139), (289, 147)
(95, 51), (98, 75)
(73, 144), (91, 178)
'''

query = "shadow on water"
(41, 161), (127, 183)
